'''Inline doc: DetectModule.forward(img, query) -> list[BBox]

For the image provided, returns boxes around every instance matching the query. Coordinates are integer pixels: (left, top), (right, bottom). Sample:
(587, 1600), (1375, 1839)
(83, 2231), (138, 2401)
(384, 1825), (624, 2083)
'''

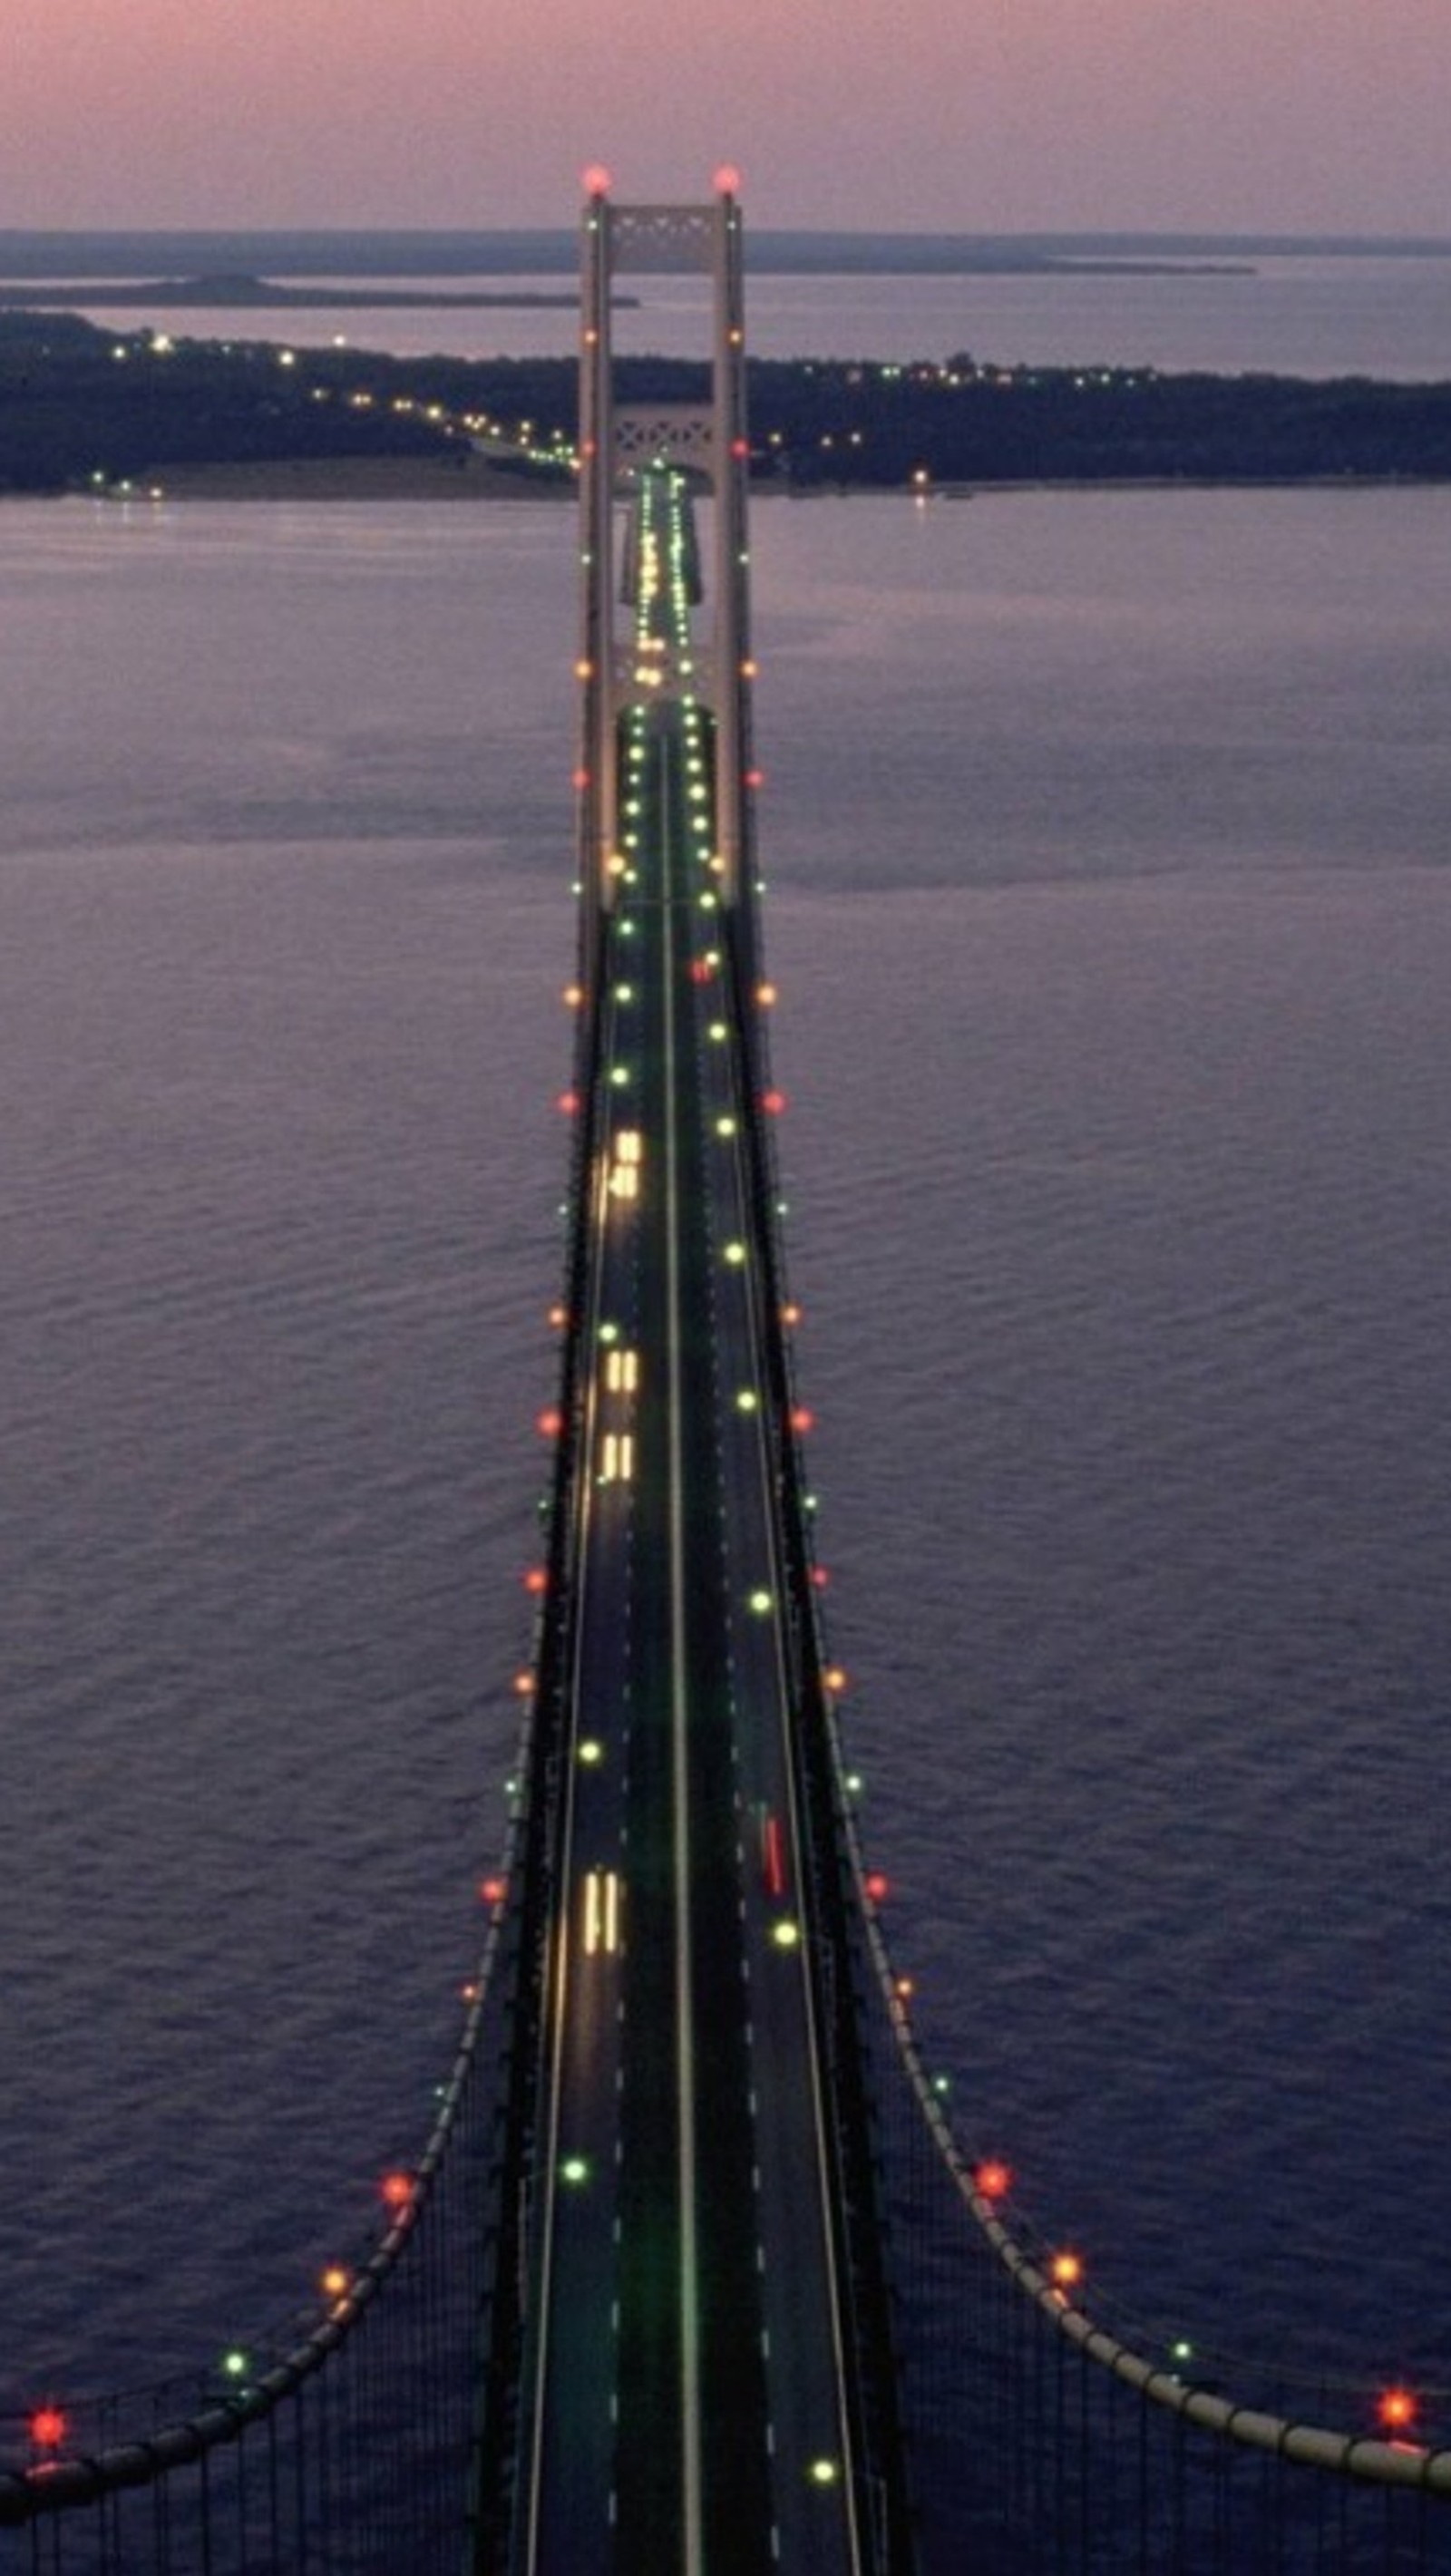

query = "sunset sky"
(6, 0), (1450, 235)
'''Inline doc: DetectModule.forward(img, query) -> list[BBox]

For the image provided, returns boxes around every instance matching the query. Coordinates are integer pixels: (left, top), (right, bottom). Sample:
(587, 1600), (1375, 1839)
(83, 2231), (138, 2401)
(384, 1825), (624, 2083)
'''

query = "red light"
(791, 1405), (814, 1433)
(380, 2172), (414, 2212)
(811, 1566), (830, 1589)
(557, 1090), (580, 1115)
(29, 2407), (66, 2452)
(975, 2159), (1012, 2202)
(730, 437), (750, 460)
(714, 163), (743, 196)
(762, 1087), (786, 1114)
(690, 957), (714, 984)
(745, 769), (765, 789)
(480, 1876), (507, 1906)
(1378, 2386), (1418, 2433)
(582, 163), (614, 197)
(524, 1567), (548, 1595)
(572, 768), (590, 791)
(864, 1871), (890, 1903)
(537, 1407), (563, 1438)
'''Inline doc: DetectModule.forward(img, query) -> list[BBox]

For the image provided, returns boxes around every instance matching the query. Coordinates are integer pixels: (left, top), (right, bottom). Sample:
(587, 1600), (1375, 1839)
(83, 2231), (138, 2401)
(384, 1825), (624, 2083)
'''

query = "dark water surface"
(1, 487), (1448, 2427)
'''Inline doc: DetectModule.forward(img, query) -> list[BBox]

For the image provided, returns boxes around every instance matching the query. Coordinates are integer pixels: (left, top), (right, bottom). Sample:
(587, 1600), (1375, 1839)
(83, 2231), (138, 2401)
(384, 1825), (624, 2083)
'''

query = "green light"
(749, 1588), (773, 1613)
(736, 1390), (759, 1413)
(773, 1920), (801, 1949)
(222, 2349), (248, 2380)
(809, 2457), (840, 2484)
(560, 2156), (590, 2185)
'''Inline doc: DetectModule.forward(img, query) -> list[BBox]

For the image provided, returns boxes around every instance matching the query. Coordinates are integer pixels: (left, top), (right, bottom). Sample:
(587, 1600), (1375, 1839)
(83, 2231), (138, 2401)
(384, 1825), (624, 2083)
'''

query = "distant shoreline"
(0, 275), (634, 313)
(2, 226), (1449, 283)
(4, 315), (1448, 499)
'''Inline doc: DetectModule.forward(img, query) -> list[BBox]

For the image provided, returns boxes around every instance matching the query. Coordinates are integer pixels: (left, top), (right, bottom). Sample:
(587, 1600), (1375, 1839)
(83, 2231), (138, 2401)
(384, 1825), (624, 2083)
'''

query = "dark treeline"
(3, 314), (1450, 491)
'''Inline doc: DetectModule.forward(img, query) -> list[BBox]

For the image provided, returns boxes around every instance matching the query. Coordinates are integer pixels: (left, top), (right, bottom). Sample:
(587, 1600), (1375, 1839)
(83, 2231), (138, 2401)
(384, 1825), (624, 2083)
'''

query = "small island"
(0, 271), (627, 313)
(2, 310), (1449, 495)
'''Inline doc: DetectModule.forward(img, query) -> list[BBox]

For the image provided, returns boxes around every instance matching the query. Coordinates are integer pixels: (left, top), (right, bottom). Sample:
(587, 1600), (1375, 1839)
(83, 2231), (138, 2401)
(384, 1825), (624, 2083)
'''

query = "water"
(34, 248), (1451, 378)
(1, 463), (1449, 2438)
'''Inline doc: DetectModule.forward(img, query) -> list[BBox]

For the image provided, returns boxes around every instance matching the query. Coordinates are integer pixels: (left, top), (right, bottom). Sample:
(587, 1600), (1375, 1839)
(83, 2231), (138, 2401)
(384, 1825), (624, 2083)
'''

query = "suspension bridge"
(2, 175), (1449, 2576)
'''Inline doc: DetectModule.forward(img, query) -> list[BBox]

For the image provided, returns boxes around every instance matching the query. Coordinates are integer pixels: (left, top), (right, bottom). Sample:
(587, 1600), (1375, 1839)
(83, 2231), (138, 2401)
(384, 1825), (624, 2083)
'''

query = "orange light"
(740, 658), (758, 679)
(563, 983), (584, 1007)
(1050, 2250), (1084, 2293)
(781, 1302), (802, 1327)
(756, 981), (777, 1006)
(1378, 2387), (1418, 2433)
(823, 1666), (847, 1692)
(574, 659), (593, 680)
(380, 2172), (414, 2212)
(29, 2407), (66, 2451)
(512, 1670), (533, 1697)
(895, 1975), (915, 1999)
(320, 2264), (352, 2300)
(975, 2159), (1012, 2202)
(549, 1304), (569, 1330)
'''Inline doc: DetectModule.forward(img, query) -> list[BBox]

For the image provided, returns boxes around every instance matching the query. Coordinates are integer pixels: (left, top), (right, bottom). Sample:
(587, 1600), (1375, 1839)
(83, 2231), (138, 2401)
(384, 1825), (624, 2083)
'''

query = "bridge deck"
(514, 467), (861, 2576)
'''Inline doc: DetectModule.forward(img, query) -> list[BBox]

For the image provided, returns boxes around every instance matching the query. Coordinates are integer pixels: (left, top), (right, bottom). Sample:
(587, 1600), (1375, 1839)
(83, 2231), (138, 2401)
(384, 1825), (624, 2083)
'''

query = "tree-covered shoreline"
(3, 311), (1449, 494)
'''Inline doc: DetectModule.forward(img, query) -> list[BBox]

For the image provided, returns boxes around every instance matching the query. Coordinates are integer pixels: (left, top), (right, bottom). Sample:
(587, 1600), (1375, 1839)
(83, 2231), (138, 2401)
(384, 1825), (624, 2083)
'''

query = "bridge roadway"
(514, 470), (862, 2576)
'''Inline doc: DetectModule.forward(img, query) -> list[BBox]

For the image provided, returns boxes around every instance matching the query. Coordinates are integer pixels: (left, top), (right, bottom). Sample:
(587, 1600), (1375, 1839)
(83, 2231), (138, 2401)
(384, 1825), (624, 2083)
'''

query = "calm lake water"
(38, 248), (1451, 378)
(1, 271), (1449, 2441)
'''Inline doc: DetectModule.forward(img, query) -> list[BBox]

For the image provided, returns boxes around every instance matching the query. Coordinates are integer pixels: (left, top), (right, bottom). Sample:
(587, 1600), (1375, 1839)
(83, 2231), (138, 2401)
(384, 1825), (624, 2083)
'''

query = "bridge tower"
(576, 169), (759, 988)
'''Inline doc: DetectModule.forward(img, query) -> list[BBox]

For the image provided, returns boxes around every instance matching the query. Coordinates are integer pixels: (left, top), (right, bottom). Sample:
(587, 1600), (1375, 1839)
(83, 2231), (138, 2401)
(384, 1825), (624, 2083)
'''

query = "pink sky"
(6, 0), (1450, 233)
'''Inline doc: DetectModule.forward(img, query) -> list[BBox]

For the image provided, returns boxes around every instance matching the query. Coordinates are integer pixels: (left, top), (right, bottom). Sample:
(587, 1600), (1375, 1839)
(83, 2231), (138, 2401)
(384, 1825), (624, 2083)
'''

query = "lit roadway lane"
(521, 466), (861, 2576)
